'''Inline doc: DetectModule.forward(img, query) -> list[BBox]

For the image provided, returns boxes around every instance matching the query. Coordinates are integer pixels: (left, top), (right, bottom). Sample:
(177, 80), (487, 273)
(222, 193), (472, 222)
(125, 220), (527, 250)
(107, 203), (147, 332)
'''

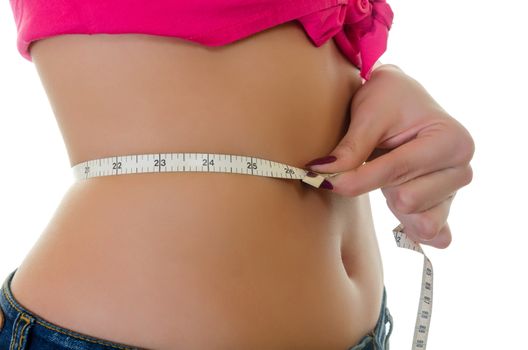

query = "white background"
(1, 1), (527, 349)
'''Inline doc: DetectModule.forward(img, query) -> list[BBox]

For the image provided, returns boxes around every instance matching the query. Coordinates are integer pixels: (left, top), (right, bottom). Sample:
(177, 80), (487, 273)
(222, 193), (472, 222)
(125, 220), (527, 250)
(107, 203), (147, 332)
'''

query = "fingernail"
(305, 155), (337, 167)
(306, 171), (319, 177)
(320, 179), (334, 190)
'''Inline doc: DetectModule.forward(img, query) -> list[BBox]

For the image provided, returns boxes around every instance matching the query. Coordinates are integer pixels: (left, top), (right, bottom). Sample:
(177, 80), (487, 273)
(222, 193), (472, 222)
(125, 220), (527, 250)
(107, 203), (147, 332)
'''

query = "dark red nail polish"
(306, 171), (319, 177)
(305, 155), (337, 167)
(320, 179), (334, 190)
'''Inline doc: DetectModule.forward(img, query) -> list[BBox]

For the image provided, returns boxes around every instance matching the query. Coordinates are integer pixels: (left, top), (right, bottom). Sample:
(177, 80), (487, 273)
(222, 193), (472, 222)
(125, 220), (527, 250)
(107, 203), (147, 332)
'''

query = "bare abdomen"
(10, 21), (384, 349)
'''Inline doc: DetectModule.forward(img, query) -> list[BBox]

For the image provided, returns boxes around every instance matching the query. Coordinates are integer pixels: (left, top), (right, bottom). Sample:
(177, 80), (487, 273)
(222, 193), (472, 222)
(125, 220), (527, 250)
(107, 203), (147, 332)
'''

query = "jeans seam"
(17, 314), (32, 350)
(9, 312), (32, 350)
(384, 307), (393, 349)
(2, 275), (137, 350)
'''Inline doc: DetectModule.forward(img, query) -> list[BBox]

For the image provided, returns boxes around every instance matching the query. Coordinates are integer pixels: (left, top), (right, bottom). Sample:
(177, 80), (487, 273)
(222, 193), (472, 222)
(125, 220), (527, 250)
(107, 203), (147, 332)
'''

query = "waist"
(30, 21), (361, 169)
(10, 21), (385, 348)
(10, 171), (384, 349)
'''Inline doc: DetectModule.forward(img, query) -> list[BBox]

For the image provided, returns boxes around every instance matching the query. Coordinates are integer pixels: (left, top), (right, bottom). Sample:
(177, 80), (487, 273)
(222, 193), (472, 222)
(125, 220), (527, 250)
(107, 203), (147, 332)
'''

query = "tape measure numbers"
(72, 152), (433, 349)
(393, 224), (433, 349)
(72, 152), (339, 187)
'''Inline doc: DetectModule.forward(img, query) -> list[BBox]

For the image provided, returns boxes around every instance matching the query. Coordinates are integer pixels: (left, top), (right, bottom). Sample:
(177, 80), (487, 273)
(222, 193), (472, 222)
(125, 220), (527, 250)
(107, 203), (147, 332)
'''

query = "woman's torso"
(8, 21), (384, 349)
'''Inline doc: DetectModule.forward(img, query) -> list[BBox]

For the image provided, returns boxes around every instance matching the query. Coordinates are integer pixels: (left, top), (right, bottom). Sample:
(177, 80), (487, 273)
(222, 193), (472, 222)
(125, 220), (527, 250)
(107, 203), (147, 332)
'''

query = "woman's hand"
(304, 64), (475, 248)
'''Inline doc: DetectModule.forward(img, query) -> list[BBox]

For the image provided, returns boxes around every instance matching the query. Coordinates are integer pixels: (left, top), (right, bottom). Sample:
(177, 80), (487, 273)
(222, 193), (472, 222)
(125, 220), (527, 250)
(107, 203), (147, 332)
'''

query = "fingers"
(305, 79), (394, 174)
(403, 222), (453, 249)
(381, 164), (473, 214)
(386, 194), (455, 248)
(327, 119), (472, 197)
(426, 223), (452, 249)
(306, 111), (387, 174)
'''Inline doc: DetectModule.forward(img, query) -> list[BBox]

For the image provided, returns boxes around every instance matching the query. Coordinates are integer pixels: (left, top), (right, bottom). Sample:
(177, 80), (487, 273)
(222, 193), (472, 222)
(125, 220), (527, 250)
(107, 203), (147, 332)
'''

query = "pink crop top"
(8, 0), (394, 81)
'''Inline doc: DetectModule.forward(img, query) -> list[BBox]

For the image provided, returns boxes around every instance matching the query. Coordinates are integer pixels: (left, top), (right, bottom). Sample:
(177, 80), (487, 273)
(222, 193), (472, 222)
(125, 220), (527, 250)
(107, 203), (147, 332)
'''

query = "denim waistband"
(347, 285), (393, 350)
(0, 267), (142, 349)
(1, 267), (392, 350)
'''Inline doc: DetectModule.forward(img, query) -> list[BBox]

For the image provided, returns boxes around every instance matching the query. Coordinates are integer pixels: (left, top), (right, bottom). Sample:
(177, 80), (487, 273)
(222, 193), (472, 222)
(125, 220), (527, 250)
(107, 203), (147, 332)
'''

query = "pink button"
(356, 0), (370, 14)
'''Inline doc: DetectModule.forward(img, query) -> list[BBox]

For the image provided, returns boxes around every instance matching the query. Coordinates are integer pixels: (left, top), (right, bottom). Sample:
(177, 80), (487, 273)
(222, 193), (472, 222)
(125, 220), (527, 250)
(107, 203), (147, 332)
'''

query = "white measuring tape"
(72, 152), (433, 349)
(392, 224), (433, 349)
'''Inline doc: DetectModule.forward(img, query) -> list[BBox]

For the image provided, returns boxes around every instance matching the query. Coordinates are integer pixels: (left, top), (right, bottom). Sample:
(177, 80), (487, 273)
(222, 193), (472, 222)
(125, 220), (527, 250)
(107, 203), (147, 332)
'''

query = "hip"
(1, 267), (392, 350)
(7, 172), (384, 349)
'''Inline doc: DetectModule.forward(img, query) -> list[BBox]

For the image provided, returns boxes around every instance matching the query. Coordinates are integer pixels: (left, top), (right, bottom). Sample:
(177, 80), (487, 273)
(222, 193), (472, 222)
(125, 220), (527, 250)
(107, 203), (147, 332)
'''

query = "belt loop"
(9, 312), (34, 350)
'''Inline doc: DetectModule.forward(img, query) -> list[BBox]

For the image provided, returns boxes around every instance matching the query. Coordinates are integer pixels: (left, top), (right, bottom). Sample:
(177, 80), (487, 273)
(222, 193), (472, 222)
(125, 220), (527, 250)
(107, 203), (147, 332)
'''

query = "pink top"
(8, 0), (394, 81)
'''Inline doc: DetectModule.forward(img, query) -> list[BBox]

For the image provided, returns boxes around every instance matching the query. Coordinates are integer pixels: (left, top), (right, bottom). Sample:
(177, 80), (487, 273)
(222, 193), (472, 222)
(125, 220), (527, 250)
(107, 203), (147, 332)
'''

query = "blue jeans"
(1, 267), (393, 349)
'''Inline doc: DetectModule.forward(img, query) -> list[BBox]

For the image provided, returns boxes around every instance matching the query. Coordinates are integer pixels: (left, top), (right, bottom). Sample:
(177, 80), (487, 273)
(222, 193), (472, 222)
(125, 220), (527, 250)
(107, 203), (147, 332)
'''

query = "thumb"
(305, 107), (382, 175)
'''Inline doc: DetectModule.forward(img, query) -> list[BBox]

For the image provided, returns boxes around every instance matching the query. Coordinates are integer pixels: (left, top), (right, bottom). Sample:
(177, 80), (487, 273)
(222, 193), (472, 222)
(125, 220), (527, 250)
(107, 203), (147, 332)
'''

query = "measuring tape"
(392, 224), (433, 349)
(72, 152), (433, 349)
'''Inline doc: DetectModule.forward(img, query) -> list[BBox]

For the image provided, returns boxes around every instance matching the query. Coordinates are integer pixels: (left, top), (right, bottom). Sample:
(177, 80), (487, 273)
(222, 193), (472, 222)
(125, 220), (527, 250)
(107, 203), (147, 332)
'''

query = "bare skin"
(7, 21), (384, 349)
